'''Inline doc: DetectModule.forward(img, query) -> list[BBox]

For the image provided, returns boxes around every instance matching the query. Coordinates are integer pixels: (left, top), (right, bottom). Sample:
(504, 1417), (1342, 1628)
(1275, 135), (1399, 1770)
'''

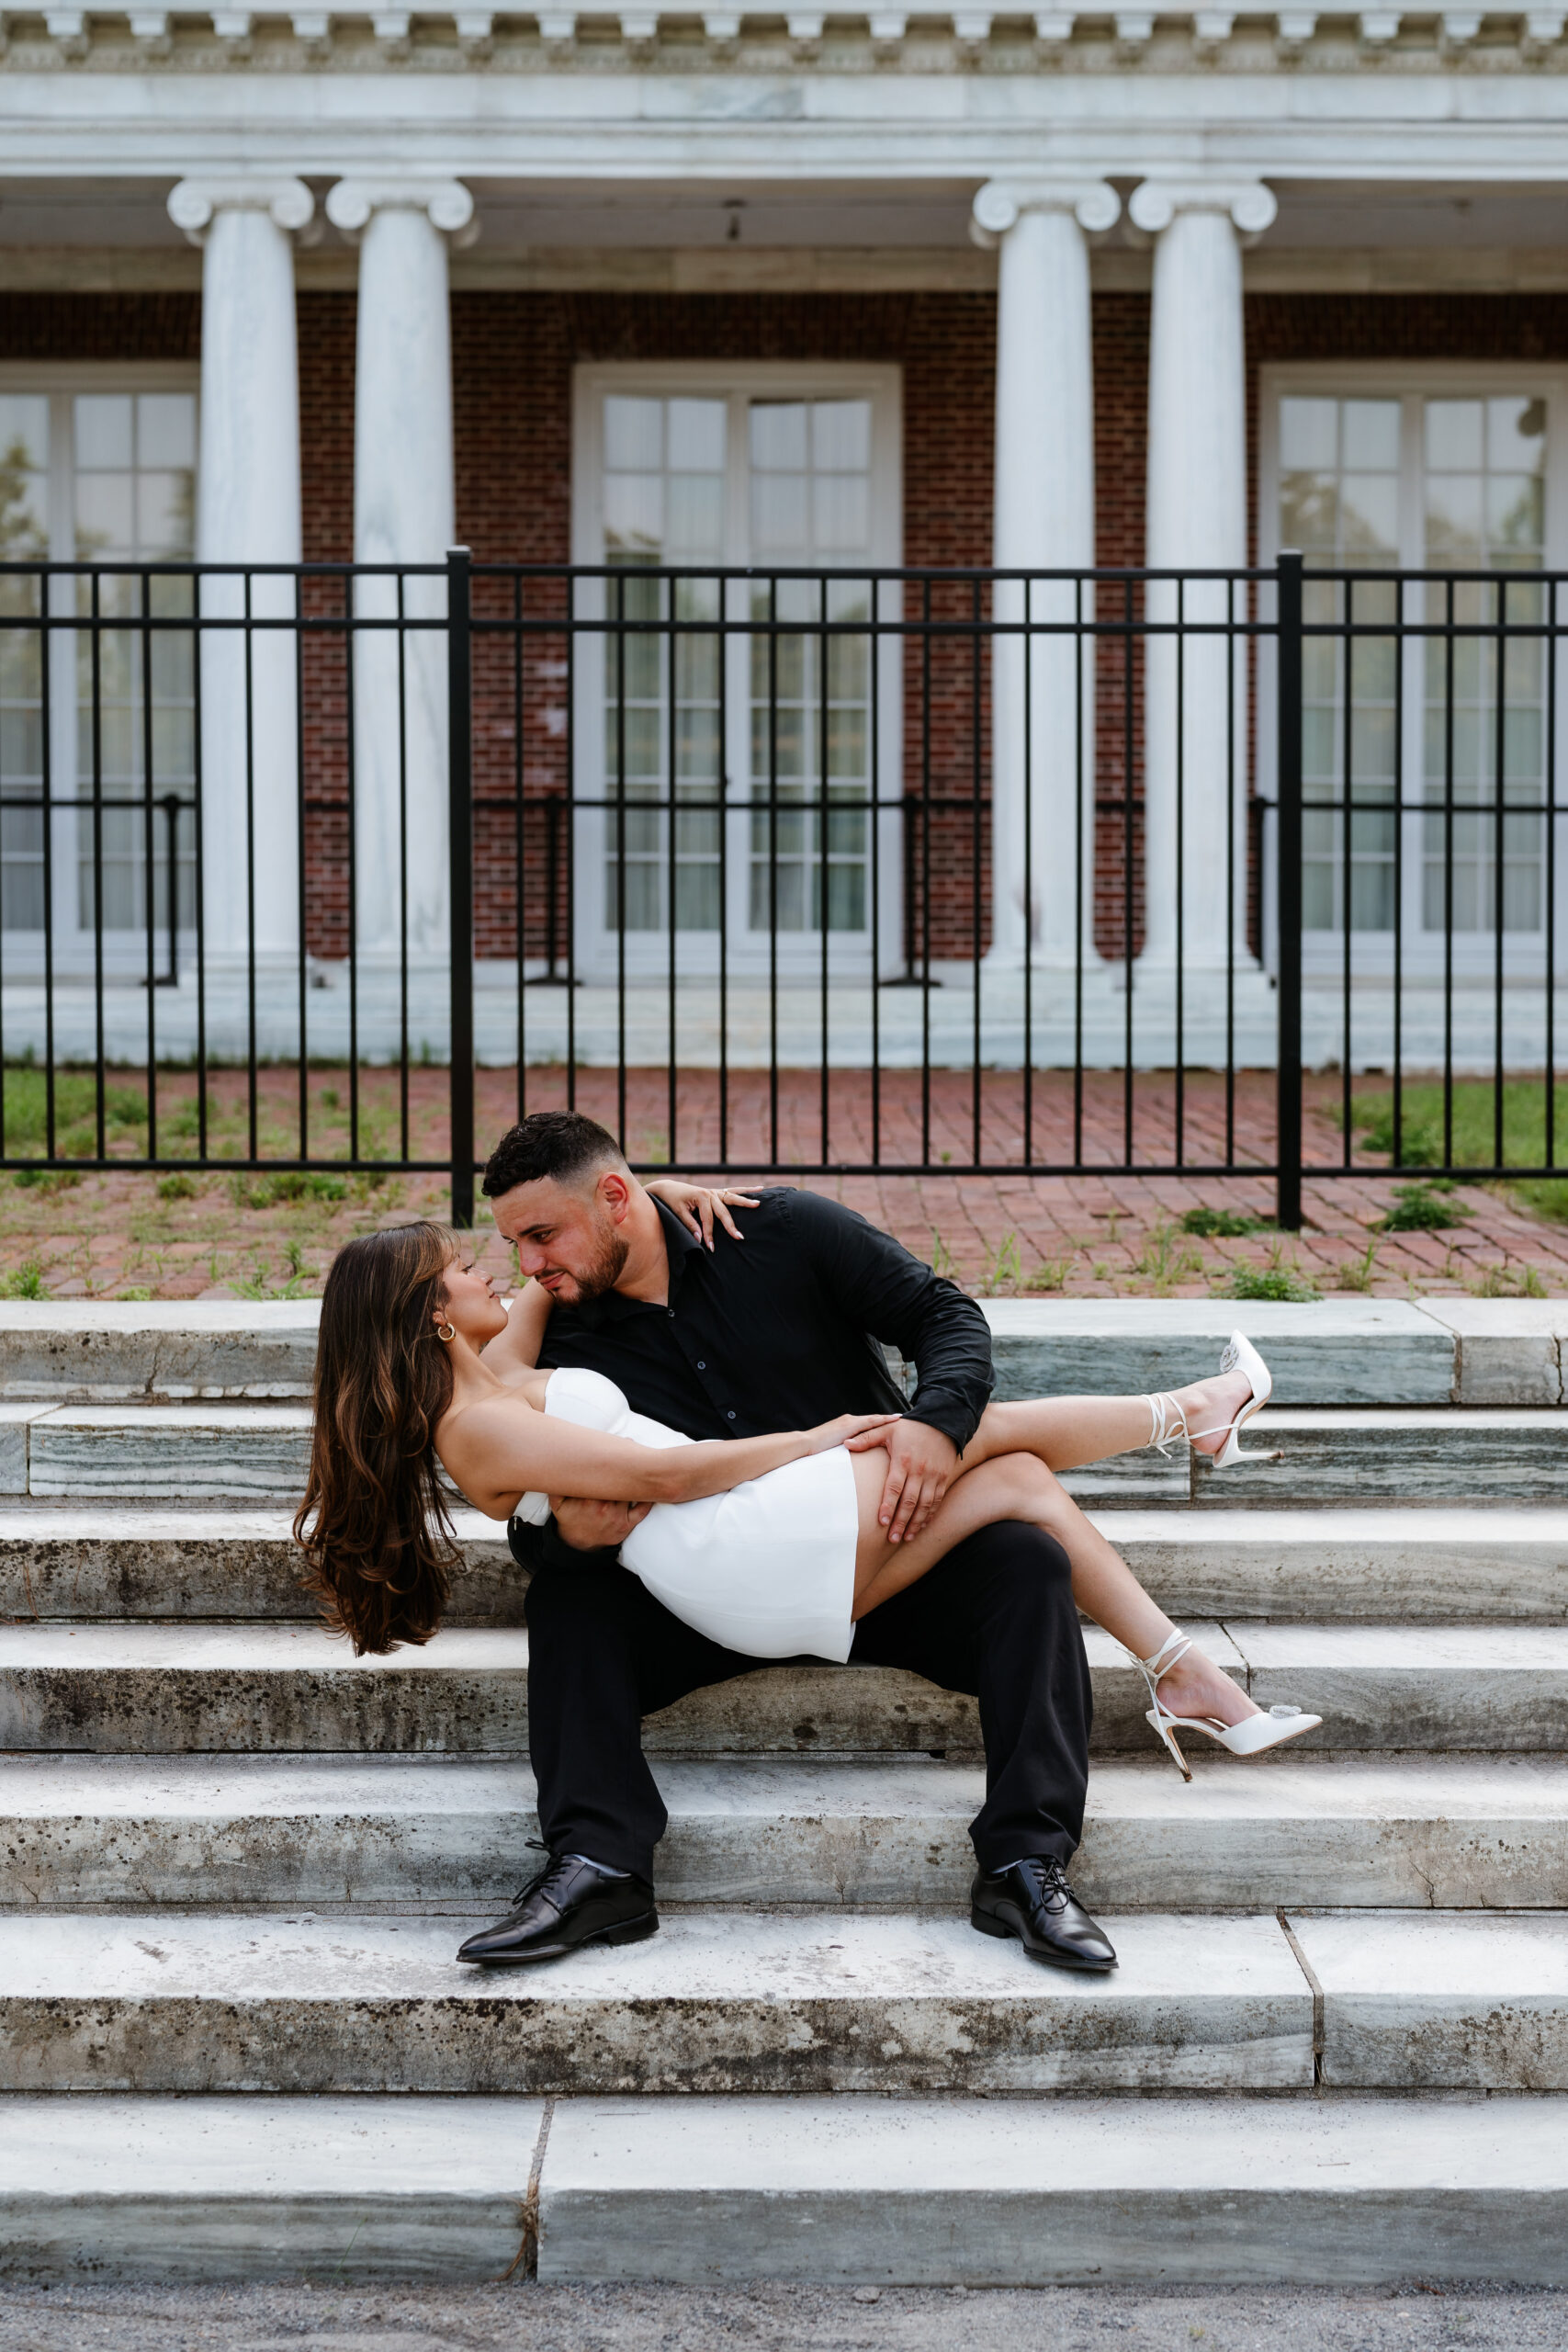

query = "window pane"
(137, 469), (195, 557)
(138, 391), (196, 469)
(667, 397), (726, 474)
(750, 401), (808, 472)
(812, 398), (871, 472)
(74, 474), (134, 560)
(1427, 400), (1483, 471)
(1280, 396), (1337, 471)
(0, 397), (49, 561)
(75, 394), (133, 471)
(1343, 399), (1401, 471)
(604, 395), (662, 473)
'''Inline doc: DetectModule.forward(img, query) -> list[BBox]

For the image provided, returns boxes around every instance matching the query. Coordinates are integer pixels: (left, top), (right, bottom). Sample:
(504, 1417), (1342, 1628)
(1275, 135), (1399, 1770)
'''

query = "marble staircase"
(4, 1299), (1568, 2287)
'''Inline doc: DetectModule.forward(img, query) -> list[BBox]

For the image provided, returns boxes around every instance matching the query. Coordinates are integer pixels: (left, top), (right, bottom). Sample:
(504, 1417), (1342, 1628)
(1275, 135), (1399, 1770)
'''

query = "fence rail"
(1, 547), (1564, 1228)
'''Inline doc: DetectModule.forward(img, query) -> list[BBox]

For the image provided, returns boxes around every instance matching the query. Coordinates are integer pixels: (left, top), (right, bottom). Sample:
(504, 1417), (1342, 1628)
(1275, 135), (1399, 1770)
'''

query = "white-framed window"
(570, 362), (903, 978)
(1258, 363), (1568, 974)
(0, 365), (199, 964)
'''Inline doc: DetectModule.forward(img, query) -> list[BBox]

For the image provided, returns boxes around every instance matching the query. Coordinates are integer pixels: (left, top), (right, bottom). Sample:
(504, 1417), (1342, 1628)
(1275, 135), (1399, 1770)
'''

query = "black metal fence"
(1, 546), (1564, 1229)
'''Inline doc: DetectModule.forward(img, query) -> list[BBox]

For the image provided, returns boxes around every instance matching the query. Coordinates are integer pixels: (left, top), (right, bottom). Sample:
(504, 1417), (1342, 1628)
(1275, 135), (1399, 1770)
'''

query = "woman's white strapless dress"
(513, 1365), (859, 1663)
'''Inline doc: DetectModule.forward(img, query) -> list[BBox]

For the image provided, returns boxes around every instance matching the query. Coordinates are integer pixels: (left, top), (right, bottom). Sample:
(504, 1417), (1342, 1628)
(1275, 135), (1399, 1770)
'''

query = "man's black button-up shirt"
(513, 1186), (994, 1573)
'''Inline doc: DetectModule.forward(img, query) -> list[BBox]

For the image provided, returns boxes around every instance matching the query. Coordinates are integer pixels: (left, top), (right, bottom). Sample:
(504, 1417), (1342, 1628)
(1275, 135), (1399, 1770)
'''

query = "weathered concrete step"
(0, 1909), (1311, 2096)
(10, 2091), (1568, 2288)
(1299, 1909), (1568, 2091)
(6, 1620), (1557, 1755)
(0, 1622), (1248, 1756)
(534, 2092), (1568, 2285)
(1100, 1506), (1568, 1623)
(6, 1750), (1566, 1911)
(5, 1297), (1559, 1408)
(1192, 1408), (1568, 1507)
(0, 2092), (538, 2282)
(10, 1503), (1568, 1625)
(0, 1505), (519, 1625)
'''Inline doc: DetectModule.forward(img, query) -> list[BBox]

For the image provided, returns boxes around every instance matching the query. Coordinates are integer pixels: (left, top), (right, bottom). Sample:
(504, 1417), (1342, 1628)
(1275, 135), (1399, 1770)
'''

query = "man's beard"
(552, 1224), (630, 1306)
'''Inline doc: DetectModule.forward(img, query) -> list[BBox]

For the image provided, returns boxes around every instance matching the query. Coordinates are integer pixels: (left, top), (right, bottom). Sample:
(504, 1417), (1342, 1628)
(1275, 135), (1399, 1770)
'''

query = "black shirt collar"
(568, 1196), (702, 1328)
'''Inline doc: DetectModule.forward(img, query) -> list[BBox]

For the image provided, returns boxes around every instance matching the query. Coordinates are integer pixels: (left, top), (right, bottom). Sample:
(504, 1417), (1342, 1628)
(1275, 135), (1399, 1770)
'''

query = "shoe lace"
(511, 1837), (578, 1909)
(1011, 1855), (1072, 1913)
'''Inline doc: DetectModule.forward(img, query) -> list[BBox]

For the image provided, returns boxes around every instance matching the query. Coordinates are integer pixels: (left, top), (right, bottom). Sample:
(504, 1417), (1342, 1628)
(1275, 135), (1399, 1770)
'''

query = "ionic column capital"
(970, 178), (1120, 249)
(167, 177), (314, 248)
(324, 177), (478, 246)
(1127, 178), (1278, 241)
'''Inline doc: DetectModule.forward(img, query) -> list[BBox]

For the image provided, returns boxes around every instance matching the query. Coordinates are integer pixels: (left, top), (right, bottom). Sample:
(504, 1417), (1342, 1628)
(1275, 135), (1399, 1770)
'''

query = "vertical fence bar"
(447, 547), (476, 1227)
(1276, 549), (1304, 1231)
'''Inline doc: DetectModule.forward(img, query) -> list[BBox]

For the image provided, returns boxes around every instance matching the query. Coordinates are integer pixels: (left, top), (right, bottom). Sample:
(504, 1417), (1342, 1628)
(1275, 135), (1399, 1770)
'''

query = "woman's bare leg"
(996, 1373), (1253, 1475)
(850, 1448), (1259, 1730)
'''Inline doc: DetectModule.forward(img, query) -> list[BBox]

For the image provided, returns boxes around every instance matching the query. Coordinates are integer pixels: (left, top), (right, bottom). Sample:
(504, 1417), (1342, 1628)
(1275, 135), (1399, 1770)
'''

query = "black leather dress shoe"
(970, 1857), (1117, 1973)
(457, 1851), (658, 1965)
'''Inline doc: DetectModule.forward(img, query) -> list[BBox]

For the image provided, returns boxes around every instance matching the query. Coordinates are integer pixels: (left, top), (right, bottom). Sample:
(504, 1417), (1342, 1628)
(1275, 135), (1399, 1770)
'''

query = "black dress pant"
(521, 1519), (1092, 1883)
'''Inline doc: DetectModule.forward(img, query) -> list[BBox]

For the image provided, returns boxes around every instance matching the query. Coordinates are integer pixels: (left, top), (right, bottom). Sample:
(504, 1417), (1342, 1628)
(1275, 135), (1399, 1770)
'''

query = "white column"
(1128, 178), (1276, 979)
(973, 179), (1117, 971)
(168, 177), (312, 967)
(324, 177), (475, 961)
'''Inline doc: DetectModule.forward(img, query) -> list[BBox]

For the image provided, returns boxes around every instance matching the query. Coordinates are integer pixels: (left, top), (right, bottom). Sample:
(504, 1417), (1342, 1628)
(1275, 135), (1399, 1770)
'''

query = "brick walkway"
(0, 1064), (1562, 1299)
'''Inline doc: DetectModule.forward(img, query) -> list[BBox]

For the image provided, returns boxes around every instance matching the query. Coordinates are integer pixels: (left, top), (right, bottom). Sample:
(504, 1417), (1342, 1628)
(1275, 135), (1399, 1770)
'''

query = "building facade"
(2, 19), (1565, 1064)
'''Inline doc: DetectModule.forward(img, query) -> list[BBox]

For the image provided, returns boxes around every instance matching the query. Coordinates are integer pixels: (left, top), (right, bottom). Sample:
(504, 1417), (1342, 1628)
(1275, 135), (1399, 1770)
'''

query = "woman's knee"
(987, 1451), (1066, 1528)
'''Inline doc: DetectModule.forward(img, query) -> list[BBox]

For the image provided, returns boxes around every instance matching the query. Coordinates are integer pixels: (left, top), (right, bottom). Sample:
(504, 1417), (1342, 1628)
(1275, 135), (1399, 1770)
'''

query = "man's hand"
(550, 1496), (652, 1552)
(876, 1419), (959, 1545)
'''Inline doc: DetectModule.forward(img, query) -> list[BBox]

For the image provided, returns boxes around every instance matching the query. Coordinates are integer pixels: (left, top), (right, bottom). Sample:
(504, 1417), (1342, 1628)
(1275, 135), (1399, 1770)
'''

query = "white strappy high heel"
(1145, 1330), (1280, 1471)
(1131, 1629), (1323, 1782)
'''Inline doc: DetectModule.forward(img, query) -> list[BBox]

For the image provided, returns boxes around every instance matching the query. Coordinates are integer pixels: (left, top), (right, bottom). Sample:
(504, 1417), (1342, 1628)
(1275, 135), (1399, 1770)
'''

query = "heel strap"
(1127, 1627), (1191, 1718)
(1145, 1392), (1189, 1456)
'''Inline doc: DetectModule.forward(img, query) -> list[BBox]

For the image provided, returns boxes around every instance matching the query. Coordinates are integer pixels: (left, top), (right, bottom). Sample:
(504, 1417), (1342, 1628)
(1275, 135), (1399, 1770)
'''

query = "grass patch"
(1179, 1206), (1267, 1239)
(1334, 1240), (1380, 1293)
(1025, 1255), (1073, 1293)
(1135, 1221), (1205, 1293)
(0, 1258), (46, 1299)
(1341, 1079), (1568, 1219)
(1376, 1181), (1472, 1235)
(231, 1170), (348, 1211)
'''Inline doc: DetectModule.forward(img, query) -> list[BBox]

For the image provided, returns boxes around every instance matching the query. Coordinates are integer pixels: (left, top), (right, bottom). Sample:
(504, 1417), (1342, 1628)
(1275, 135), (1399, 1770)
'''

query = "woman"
(297, 1216), (1319, 1778)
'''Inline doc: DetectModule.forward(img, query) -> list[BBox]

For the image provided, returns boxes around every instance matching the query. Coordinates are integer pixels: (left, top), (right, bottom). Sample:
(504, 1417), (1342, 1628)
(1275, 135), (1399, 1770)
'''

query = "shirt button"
(696, 1360), (706, 1371)
(727, 1410), (736, 1421)
(667, 1308), (675, 1318)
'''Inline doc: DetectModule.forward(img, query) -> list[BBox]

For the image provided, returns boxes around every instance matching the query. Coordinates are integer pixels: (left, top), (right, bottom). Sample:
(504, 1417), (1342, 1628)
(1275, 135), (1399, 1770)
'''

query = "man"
(457, 1109), (1112, 1976)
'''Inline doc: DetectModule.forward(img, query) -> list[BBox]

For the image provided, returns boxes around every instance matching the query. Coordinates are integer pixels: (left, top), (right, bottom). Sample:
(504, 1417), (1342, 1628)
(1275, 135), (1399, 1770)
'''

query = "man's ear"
(598, 1168), (633, 1223)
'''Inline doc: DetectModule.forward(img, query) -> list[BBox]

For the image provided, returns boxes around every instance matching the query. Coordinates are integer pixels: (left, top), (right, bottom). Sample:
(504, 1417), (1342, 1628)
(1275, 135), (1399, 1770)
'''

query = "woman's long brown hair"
(294, 1221), (462, 1655)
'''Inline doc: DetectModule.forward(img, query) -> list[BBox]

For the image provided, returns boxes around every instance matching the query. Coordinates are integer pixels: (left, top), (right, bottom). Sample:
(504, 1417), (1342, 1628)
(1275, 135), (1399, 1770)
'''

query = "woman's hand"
(646, 1179), (761, 1250)
(806, 1410), (903, 1455)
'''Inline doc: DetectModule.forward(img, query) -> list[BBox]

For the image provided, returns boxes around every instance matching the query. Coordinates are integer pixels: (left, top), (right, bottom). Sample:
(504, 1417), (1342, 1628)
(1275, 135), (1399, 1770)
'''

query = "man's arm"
(786, 1188), (994, 1544)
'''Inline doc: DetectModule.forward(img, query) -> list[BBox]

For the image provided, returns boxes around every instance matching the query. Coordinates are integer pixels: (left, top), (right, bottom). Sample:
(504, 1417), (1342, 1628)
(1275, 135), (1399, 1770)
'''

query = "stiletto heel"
(1129, 1626), (1324, 1780)
(1185, 1330), (1281, 1469)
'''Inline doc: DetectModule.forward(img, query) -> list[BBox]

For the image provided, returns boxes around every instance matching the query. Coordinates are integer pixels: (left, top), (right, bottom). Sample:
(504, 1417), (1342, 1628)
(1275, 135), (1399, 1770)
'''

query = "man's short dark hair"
(481, 1112), (629, 1200)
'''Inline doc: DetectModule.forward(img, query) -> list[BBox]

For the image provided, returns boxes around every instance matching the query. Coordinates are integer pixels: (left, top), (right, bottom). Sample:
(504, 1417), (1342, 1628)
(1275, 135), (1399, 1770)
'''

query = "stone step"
(0, 1908), (1313, 2096)
(0, 1399), (1562, 1507)
(0, 1621), (1255, 1755)
(5, 1297), (1556, 1409)
(0, 1504), (519, 1624)
(6, 1750), (1565, 1911)
(4, 1619), (1559, 1756)
(0, 1394), (1565, 1509)
(1191, 1407), (1568, 1507)
(531, 2091), (1568, 2285)
(8, 1502), (1567, 1625)
(5, 1907), (1563, 2100)
(0, 2092), (538, 2283)
(9, 2090), (1568, 2288)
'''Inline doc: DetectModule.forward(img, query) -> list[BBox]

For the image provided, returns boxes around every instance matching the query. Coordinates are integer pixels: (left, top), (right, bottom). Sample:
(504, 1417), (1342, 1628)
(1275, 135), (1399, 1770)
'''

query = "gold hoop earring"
(435, 1319), (457, 1343)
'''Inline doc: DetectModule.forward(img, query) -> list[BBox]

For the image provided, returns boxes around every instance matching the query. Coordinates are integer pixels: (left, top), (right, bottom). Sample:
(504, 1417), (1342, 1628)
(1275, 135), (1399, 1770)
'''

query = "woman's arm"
(478, 1278), (554, 1385)
(442, 1393), (899, 1521)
